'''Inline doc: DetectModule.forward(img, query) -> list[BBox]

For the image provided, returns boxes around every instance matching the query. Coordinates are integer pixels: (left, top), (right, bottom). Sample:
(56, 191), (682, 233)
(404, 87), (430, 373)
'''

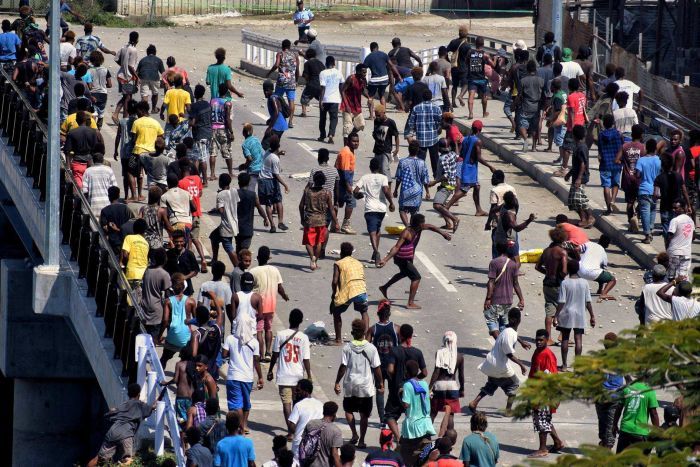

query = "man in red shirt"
(555, 214), (589, 246)
(340, 64), (369, 139)
(528, 329), (564, 458)
(554, 79), (587, 177)
(178, 163), (208, 273)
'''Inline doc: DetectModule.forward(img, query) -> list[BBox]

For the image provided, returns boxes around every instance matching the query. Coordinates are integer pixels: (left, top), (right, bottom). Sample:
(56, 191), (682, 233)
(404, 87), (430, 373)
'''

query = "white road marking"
(297, 142), (316, 157)
(252, 111), (268, 121)
(415, 251), (458, 292)
(101, 122), (117, 140)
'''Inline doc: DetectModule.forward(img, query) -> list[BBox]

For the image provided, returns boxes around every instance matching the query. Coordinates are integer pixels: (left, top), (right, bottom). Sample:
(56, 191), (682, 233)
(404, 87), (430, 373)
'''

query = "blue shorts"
(331, 292), (369, 315)
(599, 166), (622, 188)
(394, 80), (411, 94)
(227, 380), (253, 411)
(338, 188), (357, 209)
(275, 87), (296, 101)
(175, 397), (192, 422)
(364, 211), (386, 233)
(553, 125), (566, 146)
(258, 178), (282, 206)
(399, 205), (420, 215)
(518, 112), (540, 131)
(468, 79), (490, 95)
(221, 235), (234, 253)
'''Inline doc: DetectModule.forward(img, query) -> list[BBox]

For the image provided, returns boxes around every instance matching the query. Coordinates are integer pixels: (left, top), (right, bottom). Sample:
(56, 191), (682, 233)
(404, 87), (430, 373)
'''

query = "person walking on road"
(331, 242), (369, 344)
(394, 140), (430, 226)
(267, 39), (299, 128)
(378, 213), (452, 309)
(366, 299), (399, 424)
(300, 171), (338, 270)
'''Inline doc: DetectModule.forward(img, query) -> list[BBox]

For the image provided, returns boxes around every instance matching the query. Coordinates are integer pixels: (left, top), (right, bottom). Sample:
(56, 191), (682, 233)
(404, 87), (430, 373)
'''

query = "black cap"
(241, 272), (255, 291)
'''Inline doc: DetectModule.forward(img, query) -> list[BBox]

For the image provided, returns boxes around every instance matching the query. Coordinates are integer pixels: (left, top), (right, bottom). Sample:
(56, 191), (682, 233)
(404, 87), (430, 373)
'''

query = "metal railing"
(0, 70), (185, 466)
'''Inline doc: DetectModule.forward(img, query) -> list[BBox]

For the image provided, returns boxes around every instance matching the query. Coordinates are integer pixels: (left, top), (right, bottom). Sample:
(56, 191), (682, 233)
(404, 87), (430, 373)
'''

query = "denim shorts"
(331, 292), (369, 315)
(599, 166), (622, 188)
(468, 79), (490, 95)
(484, 303), (511, 333)
(553, 125), (566, 146)
(364, 211), (386, 233)
(275, 87), (296, 101)
(220, 235), (234, 253)
(518, 112), (540, 131)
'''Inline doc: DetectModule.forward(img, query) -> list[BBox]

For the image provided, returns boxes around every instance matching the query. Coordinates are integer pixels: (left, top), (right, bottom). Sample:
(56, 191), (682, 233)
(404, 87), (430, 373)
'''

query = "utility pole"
(552, 0), (563, 46)
(46, 0), (60, 266)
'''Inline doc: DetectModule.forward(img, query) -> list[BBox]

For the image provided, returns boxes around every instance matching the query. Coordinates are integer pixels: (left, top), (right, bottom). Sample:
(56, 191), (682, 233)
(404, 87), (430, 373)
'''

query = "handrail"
(0, 68), (185, 467)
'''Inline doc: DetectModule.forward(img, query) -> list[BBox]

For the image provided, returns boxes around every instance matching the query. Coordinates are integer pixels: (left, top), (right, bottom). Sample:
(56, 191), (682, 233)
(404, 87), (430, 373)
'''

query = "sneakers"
(340, 221), (356, 235)
(278, 223), (289, 231)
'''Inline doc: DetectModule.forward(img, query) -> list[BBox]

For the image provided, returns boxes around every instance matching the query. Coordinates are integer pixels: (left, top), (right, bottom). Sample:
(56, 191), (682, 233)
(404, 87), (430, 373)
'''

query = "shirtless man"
(162, 350), (217, 424)
(535, 227), (569, 345)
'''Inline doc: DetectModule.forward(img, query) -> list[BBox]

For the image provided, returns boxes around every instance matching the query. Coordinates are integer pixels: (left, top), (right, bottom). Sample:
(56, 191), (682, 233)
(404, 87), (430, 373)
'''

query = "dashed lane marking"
(252, 111), (268, 121)
(415, 251), (458, 292)
(297, 142), (316, 157)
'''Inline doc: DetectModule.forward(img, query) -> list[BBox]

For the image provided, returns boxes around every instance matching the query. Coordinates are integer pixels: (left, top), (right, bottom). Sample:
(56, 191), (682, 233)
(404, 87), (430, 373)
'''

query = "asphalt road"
(68, 27), (650, 466)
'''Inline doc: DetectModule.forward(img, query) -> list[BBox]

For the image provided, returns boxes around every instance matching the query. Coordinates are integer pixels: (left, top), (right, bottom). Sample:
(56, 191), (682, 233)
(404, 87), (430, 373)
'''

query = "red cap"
(472, 120), (484, 131)
(377, 299), (391, 314)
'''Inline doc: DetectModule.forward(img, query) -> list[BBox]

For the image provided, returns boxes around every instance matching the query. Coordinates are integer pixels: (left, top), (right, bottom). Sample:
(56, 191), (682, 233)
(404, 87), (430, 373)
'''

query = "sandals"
(262, 353), (271, 363)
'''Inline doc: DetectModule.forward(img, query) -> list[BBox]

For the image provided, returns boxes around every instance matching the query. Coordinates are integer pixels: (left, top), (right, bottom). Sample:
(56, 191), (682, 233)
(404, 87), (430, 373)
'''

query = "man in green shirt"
(206, 48), (244, 99)
(614, 380), (659, 453)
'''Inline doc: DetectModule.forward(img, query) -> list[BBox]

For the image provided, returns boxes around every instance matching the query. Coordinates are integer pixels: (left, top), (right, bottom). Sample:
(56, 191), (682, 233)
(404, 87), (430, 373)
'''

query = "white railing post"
(146, 371), (158, 427)
(136, 345), (147, 396)
(154, 400), (166, 456)
(246, 43), (251, 61)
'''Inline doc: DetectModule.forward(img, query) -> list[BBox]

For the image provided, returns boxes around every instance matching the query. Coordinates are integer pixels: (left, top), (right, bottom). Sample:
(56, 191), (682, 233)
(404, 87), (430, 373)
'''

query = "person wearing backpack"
(190, 304), (223, 377)
(263, 79), (289, 150)
(299, 401), (343, 467)
(399, 359), (436, 466)
(536, 32), (562, 66)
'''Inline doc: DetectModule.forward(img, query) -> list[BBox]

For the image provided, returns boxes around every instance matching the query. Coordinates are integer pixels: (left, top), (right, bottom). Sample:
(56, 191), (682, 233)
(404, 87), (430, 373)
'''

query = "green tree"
(512, 317), (700, 465)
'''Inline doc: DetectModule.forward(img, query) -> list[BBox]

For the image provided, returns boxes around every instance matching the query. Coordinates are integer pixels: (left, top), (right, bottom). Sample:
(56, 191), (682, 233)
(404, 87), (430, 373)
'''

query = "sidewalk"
(452, 97), (699, 270)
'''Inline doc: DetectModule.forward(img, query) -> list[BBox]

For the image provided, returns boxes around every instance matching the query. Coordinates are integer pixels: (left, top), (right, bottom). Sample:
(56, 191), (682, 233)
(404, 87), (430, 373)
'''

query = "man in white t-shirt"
(485, 170), (517, 233)
(578, 237), (617, 301)
(423, 61), (448, 110)
(197, 260), (233, 324)
(222, 328), (263, 434)
(612, 67), (642, 111)
(267, 309), (312, 440)
(554, 260), (595, 370)
(60, 31), (77, 69)
(666, 202), (694, 279)
(560, 48), (584, 85)
(287, 378), (323, 459)
(354, 158), (394, 265)
(657, 278), (700, 321)
(640, 265), (673, 324)
(318, 55), (345, 144)
(468, 307), (527, 414)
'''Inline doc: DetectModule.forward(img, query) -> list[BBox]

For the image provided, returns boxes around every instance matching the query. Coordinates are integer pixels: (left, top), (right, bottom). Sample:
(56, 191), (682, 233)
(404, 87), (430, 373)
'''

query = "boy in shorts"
(430, 138), (460, 232)
(354, 158), (395, 265)
(250, 246), (289, 361)
(331, 242), (369, 345)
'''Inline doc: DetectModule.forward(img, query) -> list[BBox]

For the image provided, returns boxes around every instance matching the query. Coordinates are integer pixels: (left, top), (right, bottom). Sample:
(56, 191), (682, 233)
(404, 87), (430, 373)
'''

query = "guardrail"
(240, 29), (699, 138)
(0, 70), (185, 466)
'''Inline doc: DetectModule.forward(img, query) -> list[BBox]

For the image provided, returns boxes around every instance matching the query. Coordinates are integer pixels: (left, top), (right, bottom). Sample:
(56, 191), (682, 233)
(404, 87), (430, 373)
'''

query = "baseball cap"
(377, 299), (391, 314)
(513, 39), (527, 50)
(562, 47), (573, 62)
(472, 120), (484, 131)
(306, 28), (317, 38)
(241, 272), (255, 291)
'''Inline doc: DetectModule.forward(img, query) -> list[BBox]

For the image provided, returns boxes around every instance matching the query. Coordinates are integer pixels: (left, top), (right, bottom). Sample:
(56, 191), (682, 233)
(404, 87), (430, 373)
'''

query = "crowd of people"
(1, 2), (698, 466)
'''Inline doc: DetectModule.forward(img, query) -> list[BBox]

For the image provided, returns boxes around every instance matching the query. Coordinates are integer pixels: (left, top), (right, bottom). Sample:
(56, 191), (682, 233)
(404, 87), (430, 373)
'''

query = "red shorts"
(430, 395), (461, 414)
(302, 226), (328, 246)
(256, 313), (273, 332)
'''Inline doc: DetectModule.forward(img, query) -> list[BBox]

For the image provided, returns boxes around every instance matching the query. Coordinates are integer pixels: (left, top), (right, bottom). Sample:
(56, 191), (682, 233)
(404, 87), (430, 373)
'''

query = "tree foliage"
(511, 317), (700, 465)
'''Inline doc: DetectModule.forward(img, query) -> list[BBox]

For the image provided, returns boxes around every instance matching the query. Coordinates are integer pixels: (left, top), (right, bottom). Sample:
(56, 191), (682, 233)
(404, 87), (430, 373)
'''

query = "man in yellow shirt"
(129, 101), (164, 201)
(331, 242), (368, 345)
(160, 74), (191, 123)
(121, 218), (150, 301)
(60, 99), (98, 137)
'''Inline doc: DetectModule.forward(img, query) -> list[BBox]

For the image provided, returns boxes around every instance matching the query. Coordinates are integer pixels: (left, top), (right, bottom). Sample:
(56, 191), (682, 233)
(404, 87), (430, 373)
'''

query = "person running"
(378, 213), (451, 309)
(259, 134), (290, 233)
(318, 55), (344, 145)
(554, 259), (595, 371)
(267, 39), (299, 128)
(299, 171), (338, 270)
(394, 140), (430, 226)
(429, 331), (464, 435)
(445, 120), (494, 216)
(363, 42), (398, 120)
(464, 36), (495, 119)
(340, 64), (368, 138)
(430, 138), (460, 232)
(468, 307), (527, 414)
(251, 246), (289, 361)
(354, 158), (395, 265)
(335, 131), (360, 234)
(565, 124), (595, 228)
(331, 242), (369, 344)
(334, 319), (383, 448)
(366, 299), (399, 424)
(615, 124), (645, 233)
(299, 48), (324, 118)
(262, 79), (289, 149)
(527, 329), (564, 458)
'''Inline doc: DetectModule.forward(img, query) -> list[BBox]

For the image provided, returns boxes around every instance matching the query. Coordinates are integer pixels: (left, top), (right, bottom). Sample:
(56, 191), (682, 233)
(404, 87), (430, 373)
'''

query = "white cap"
(306, 28), (317, 38)
(513, 39), (527, 50)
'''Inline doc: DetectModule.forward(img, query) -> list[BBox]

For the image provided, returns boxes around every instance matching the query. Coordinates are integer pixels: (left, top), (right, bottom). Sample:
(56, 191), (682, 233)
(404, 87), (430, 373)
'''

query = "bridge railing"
(240, 29), (699, 138)
(0, 70), (185, 466)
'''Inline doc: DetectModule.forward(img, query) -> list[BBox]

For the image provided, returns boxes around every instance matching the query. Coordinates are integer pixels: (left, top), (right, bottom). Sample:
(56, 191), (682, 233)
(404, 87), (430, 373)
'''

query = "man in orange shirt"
(335, 132), (360, 234)
(178, 163), (208, 273)
(555, 214), (589, 246)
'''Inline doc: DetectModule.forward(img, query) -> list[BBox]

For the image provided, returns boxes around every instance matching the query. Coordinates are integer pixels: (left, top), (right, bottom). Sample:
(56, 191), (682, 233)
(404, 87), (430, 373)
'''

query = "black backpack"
(274, 95), (291, 119)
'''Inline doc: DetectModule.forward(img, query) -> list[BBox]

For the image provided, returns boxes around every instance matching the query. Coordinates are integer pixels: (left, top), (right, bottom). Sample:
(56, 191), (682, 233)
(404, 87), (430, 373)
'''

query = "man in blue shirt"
(636, 138), (662, 244)
(0, 20), (20, 63)
(262, 79), (289, 150)
(292, 0), (314, 42)
(215, 411), (256, 467)
(404, 88), (442, 177)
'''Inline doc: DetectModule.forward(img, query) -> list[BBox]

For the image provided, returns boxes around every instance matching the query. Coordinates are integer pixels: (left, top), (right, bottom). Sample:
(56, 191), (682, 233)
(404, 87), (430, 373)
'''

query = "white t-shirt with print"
(319, 68), (345, 104)
(667, 214), (694, 258)
(355, 173), (389, 213)
(223, 334), (259, 382)
(272, 329), (310, 386)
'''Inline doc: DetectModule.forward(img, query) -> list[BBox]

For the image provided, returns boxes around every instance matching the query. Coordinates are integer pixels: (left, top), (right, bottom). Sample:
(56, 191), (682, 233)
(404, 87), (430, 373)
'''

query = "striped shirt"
(82, 164), (117, 216)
